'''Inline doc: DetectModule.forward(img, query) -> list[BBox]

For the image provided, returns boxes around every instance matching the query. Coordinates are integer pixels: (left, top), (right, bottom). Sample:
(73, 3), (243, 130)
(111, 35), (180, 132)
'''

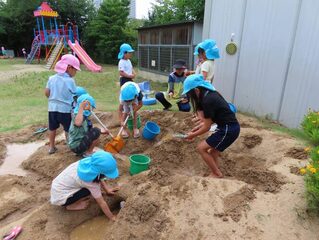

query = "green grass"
(0, 62), (167, 132)
(0, 58), (25, 71)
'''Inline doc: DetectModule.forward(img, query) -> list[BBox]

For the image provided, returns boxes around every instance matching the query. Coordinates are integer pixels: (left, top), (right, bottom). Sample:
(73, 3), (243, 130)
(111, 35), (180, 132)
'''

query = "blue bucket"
(142, 121), (160, 140)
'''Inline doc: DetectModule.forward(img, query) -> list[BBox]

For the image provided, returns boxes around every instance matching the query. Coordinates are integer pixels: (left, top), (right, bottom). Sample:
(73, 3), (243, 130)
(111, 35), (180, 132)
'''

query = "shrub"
(301, 110), (319, 145)
(300, 146), (319, 212)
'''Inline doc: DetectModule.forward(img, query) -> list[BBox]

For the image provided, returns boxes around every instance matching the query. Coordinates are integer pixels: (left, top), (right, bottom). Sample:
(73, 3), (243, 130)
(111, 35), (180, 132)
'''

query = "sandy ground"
(0, 64), (46, 83)
(0, 111), (318, 240)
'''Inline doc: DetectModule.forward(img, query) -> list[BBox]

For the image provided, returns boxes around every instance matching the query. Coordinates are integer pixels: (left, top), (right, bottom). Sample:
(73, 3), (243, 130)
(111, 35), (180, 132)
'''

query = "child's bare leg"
(118, 104), (123, 123)
(64, 131), (68, 143)
(133, 112), (140, 138)
(197, 141), (223, 178)
(49, 130), (56, 149)
(66, 197), (90, 211)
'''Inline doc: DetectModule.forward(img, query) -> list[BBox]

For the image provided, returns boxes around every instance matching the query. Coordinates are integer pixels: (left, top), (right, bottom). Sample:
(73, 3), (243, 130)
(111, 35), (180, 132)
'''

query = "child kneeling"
(68, 94), (108, 157)
(50, 151), (119, 221)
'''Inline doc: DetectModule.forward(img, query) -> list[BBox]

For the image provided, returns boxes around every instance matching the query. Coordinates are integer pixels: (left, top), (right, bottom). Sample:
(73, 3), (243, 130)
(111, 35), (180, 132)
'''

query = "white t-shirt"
(119, 82), (141, 113)
(195, 62), (202, 74)
(201, 60), (215, 83)
(50, 161), (102, 205)
(118, 59), (133, 75)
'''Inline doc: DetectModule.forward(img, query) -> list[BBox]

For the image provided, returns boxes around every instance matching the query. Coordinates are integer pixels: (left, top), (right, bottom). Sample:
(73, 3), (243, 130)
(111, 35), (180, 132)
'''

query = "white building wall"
(279, 0), (319, 127)
(204, 0), (319, 128)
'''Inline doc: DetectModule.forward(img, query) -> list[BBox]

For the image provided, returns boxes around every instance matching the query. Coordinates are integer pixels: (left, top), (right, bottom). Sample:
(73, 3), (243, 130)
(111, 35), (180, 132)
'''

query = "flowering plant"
(301, 110), (319, 145)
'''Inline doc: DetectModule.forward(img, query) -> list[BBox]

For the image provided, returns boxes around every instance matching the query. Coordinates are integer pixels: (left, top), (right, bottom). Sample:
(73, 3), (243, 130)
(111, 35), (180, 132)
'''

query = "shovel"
(91, 111), (114, 138)
(104, 115), (130, 154)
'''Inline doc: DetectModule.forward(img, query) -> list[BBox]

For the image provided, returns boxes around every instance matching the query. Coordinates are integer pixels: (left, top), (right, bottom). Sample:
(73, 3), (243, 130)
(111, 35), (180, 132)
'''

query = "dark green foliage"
(145, 0), (205, 26)
(84, 0), (133, 64)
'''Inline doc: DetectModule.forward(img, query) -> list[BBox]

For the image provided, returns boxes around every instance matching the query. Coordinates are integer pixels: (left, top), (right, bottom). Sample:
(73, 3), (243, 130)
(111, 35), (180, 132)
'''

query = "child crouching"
(68, 94), (109, 157)
(50, 151), (119, 221)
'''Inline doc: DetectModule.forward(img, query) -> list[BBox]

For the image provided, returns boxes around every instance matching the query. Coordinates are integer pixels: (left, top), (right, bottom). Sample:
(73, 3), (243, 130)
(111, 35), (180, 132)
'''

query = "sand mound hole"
(285, 147), (308, 160)
(243, 134), (263, 149)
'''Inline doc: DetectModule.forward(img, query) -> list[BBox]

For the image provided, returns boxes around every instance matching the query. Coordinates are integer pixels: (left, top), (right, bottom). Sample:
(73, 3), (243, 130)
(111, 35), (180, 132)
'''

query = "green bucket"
(129, 154), (151, 175)
(127, 115), (141, 130)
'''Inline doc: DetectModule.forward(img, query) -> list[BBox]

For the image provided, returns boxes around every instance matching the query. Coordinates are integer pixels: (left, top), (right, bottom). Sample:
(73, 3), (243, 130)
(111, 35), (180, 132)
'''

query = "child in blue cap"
(68, 94), (109, 157)
(72, 86), (88, 112)
(183, 74), (240, 178)
(155, 59), (190, 111)
(50, 151), (119, 221)
(118, 43), (136, 87)
(119, 82), (143, 138)
(45, 54), (81, 154)
(194, 39), (220, 83)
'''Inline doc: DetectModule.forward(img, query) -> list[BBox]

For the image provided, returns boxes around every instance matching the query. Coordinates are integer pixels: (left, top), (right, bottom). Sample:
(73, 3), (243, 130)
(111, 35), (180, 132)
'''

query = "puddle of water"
(0, 142), (43, 176)
(70, 216), (111, 240)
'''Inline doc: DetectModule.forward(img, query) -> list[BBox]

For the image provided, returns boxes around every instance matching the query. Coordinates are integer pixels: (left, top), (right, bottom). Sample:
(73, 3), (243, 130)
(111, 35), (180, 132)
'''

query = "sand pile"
(0, 111), (318, 240)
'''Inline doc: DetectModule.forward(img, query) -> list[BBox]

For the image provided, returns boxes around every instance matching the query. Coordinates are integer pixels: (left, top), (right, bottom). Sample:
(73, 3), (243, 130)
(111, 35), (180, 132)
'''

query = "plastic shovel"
(104, 115), (130, 154)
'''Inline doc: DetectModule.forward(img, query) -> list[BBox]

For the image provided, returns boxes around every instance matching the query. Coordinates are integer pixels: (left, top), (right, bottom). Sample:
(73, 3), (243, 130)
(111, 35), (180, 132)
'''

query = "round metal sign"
(226, 42), (237, 55)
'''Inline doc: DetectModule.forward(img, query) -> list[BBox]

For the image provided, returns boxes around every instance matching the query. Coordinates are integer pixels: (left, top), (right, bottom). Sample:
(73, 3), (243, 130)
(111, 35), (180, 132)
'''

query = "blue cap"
(182, 74), (216, 95)
(74, 94), (96, 117)
(195, 39), (220, 60)
(120, 83), (139, 101)
(77, 151), (119, 182)
(118, 43), (134, 59)
(75, 86), (87, 97)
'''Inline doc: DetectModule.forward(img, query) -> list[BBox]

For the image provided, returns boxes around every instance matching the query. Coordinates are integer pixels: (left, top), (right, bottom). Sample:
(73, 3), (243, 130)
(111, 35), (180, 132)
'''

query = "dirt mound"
(242, 134), (263, 149)
(215, 186), (256, 222)
(1, 111), (318, 240)
(0, 142), (6, 164)
(285, 147), (309, 160)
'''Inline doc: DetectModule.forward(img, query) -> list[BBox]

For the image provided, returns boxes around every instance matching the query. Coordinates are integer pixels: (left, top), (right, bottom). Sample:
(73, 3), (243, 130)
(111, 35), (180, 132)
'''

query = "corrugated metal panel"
(279, 0), (319, 127)
(234, 0), (300, 119)
(204, 0), (246, 102)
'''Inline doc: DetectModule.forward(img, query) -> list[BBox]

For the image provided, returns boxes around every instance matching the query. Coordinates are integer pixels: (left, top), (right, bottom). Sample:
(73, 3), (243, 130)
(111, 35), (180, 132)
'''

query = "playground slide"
(68, 40), (102, 72)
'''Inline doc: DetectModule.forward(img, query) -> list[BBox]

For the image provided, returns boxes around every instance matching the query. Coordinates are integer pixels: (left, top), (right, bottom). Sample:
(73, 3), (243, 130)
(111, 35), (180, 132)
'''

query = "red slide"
(68, 40), (102, 72)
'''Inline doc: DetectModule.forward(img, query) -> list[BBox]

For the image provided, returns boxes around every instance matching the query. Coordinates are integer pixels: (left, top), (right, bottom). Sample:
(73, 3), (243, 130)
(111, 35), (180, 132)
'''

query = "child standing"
(68, 94), (109, 157)
(194, 39), (220, 83)
(155, 59), (190, 112)
(119, 82), (143, 138)
(118, 43), (136, 87)
(50, 151), (119, 221)
(45, 54), (80, 154)
(183, 74), (240, 178)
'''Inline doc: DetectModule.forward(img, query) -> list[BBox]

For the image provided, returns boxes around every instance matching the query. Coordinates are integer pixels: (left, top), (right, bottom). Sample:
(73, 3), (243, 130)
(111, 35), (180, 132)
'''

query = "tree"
(84, 0), (131, 64)
(145, 0), (205, 26)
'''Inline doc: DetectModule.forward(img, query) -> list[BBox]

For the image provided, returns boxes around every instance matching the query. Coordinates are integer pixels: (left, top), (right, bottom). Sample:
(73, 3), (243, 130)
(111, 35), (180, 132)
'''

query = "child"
(50, 151), (119, 221)
(118, 43), (136, 87)
(22, 48), (27, 59)
(45, 54), (80, 154)
(155, 59), (190, 112)
(119, 82), (143, 138)
(194, 39), (220, 83)
(68, 94), (109, 157)
(72, 86), (88, 111)
(183, 74), (240, 178)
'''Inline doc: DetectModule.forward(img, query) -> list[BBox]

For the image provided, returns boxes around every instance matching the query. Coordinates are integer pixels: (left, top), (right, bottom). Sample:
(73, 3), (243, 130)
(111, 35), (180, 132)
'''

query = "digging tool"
(104, 115), (130, 154)
(91, 111), (114, 138)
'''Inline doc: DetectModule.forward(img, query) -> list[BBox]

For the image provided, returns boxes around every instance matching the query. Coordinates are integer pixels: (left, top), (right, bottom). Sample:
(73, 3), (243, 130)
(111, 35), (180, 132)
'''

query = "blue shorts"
(48, 112), (72, 132)
(206, 122), (240, 152)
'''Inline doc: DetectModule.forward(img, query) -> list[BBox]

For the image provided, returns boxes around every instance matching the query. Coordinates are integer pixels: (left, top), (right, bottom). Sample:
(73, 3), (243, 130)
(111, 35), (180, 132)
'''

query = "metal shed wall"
(204, 0), (319, 128)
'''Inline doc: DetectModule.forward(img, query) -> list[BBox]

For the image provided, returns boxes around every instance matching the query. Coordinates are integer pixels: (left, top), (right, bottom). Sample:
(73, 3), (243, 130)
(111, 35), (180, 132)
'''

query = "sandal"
(121, 129), (129, 139)
(3, 226), (22, 240)
(133, 129), (140, 138)
(48, 147), (57, 154)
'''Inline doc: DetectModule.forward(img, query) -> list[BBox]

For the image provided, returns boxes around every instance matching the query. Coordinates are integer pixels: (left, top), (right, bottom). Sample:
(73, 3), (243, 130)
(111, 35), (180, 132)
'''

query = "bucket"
(142, 121), (160, 140)
(127, 115), (141, 130)
(129, 154), (151, 175)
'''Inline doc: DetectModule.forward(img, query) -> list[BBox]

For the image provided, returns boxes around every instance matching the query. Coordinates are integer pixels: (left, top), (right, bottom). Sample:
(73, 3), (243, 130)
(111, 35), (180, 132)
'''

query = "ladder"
(25, 39), (40, 64)
(45, 38), (64, 70)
